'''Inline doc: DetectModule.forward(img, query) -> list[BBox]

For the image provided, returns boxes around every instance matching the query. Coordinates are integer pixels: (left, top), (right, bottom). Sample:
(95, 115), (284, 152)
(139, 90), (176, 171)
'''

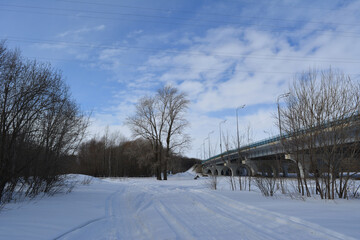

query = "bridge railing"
(202, 112), (360, 163)
(202, 134), (283, 163)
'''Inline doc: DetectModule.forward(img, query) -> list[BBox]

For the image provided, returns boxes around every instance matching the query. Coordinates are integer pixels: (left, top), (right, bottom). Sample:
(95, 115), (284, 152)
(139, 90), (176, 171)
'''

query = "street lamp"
(277, 92), (290, 139)
(264, 130), (271, 138)
(208, 130), (214, 158)
(219, 119), (227, 156)
(201, 143), (205, 160)
(203, 137), (208, 160)
(236, 105), (246, 151)
(197, 147), (202, 160)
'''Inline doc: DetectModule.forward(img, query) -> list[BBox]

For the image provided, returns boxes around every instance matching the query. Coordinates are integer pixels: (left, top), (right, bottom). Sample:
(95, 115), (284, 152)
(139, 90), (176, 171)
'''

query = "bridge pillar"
(202, 167), (212, 175)
(243, 159), (259, 176)
(270, 164), (280, 177)
(281, 161), (289, 177)
(226, 163), (253, 176)
(285, 154), (311, 179)
(245, 159), (281, 177)
(215, 166), (232, 176)
(225, 163), (236, 176)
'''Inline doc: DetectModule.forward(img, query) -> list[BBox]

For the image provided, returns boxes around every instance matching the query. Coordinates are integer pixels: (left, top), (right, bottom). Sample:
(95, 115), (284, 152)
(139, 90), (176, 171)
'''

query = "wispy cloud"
(58, 25), (105, 38)
(22, 0), (359, 157)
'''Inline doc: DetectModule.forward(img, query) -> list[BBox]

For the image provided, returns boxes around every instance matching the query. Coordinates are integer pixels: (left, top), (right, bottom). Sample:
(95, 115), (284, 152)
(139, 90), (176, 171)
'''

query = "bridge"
(202, 114), (360, 177)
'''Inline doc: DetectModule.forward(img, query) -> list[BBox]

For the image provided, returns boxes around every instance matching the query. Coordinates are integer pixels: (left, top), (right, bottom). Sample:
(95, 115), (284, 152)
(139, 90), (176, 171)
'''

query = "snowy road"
(0, 174), (359, 240)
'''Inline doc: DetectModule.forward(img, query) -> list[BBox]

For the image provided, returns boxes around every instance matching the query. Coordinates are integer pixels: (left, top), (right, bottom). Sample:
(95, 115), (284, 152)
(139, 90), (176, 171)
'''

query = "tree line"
(76, 131), (199, 178)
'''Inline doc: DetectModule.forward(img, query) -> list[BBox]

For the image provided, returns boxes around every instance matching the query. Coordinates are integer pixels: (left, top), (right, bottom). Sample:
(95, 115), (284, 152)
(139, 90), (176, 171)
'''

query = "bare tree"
(127, 96), (165, 179)
(281, 68), (360, 199)
(0, 41), (88, 203)
(127, 86), (190, 180)
(222, 130), (236, 190)
(158, 86), (190, 180)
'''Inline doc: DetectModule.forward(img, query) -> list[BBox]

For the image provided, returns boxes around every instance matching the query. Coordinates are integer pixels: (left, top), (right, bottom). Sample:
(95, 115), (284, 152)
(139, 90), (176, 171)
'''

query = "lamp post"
(201, 143), (204, 160)
(277, 93), (290, 139)
(203, 137), (208, 160)
(208, 130), (214, 159)
(219, 120), (227, 158)
(236, 105), (246, 151)
(277, 93), (290, 178)
(197, 147), (202, 160)
(264, 130), (271, 138)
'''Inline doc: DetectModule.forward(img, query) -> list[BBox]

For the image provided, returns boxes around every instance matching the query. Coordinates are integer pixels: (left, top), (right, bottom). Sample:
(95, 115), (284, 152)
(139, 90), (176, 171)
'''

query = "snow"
(0, 173), (359, 240)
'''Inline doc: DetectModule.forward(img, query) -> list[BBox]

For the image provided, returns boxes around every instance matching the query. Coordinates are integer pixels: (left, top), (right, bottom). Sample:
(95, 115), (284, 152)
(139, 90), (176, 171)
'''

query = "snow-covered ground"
(0, 172), (359, 240)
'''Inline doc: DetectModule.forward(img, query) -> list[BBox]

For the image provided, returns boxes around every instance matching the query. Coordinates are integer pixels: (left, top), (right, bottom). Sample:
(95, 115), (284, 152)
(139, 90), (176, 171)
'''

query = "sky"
(1, 0), (360, 159)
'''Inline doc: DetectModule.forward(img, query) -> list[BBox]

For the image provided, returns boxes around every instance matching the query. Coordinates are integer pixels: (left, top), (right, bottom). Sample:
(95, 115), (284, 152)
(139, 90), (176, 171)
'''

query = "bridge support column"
(202, 165), (220, 175)
(216, 166), (232, 176)
(227, 163), (240, 176)
(281, 162), (289, 177)
(243, 159), (258, 176)
(210, 166), (217, 175)
(285, 154), (311, 179)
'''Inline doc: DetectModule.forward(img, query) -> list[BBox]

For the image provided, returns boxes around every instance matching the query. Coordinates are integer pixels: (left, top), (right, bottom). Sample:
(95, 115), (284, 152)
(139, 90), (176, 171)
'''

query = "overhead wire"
(1, 4), (360, 38)
(28, 55), (360, 76)
(2, 1), (360, 76)
(205, 0), (355, 12)
(53, 0), (360, 28)
(3, 36), (360, 64)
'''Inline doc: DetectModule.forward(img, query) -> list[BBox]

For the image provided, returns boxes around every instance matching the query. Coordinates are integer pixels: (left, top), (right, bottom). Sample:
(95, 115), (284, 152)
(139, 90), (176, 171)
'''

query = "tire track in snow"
(54, 179), (356, 240)
(129, 182), (276, 240)
(54, 185), (123, 240)
(152, 199), (197, 240)
(154, 189), (278, 240)
(128, 181), (354, 240)
(194, 190), (355, 240)
(119, 183), (156, 240)
(123, 181), (200, 239)
(53, 217), (107, 240)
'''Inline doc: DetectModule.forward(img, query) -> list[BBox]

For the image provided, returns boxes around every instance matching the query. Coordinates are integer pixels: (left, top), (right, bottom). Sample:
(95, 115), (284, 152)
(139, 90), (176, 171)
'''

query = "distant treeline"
(74, 133), (200, 178)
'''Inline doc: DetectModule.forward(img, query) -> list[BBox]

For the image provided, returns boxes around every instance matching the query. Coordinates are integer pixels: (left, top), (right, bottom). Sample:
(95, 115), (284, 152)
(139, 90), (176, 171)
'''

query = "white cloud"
(126, 29), (143, 38)
(32, 0), (360, 158)
(128, 6), (360, 157)
(58, 25), (105, 38)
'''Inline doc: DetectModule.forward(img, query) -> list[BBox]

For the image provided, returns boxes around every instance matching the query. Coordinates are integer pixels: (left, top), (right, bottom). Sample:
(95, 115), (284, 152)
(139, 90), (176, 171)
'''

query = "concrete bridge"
(202, 135), (289, 177)
(202, 114), (360, 177)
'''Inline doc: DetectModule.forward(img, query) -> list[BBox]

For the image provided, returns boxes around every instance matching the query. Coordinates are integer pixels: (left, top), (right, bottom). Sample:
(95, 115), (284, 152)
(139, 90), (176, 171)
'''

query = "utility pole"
(277, 93), (290, 140)
(236, 105), (245, 151)
(201, 143), (205, 160)
(277, 92), (290, 178)
(219, 119), (226, 161)
(208, 130), (214, 159)
(203, 138), (208, 160)
(236, 105), (245, 168)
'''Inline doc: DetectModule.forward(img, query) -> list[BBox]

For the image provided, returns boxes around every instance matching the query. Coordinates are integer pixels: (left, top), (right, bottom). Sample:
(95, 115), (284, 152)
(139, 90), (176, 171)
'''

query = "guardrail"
(202, 112), (360, 163)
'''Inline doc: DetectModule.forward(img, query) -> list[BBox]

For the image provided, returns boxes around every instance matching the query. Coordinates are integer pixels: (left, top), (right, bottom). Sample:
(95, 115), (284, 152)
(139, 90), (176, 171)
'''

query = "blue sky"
(1, 0), (360, 158)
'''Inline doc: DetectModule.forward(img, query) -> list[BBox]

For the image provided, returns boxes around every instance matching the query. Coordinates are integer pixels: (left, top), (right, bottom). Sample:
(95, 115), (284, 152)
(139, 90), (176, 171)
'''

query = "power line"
(2, 3), (359, 30)
(4, 36), (360, 64)
(208, 0), (355, 12)
(16, 54), (360, 77)
(21, 55), (311, 75)
(56, 0), (357, 14)
(54, 0), (360, 28)
(1, 4), (360, 38)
